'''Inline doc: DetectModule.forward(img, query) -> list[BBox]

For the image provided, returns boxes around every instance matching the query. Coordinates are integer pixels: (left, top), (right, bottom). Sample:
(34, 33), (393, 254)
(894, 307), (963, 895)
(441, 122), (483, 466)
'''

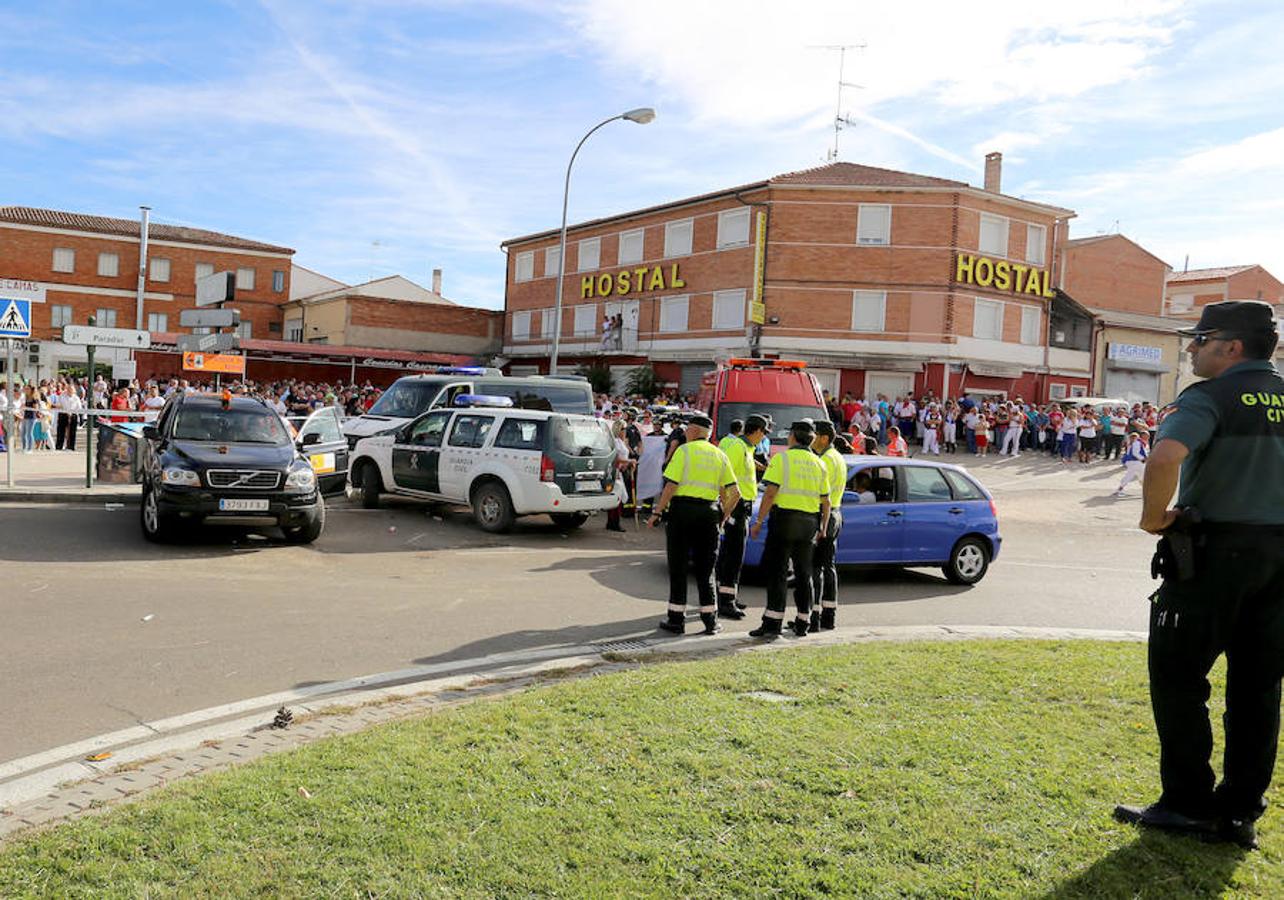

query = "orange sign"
(182, 352), (246, 375)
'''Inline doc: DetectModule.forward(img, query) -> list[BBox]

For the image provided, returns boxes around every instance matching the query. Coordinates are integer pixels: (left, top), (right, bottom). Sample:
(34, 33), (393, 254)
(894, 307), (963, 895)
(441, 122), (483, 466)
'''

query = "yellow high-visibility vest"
(762, 447), (826, 513)
(718, 433), (757, 500)
(662, 439), (736, 501)
(819, 445), (846, 508)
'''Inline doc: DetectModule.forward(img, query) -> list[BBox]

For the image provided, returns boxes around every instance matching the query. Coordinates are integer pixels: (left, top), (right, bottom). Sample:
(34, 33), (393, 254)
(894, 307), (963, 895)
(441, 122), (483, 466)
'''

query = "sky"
(0, 0), (1281, 310)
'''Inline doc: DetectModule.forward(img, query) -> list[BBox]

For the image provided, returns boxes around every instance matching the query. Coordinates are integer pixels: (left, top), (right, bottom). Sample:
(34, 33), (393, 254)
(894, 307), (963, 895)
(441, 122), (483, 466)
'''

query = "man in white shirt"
(59, 388), (81, 451)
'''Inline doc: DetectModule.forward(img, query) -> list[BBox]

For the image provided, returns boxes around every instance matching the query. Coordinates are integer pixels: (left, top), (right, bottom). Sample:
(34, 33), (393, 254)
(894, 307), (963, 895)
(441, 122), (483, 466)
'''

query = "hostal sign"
(955, 253), (1056, 298)
(580, 264), (685, 299)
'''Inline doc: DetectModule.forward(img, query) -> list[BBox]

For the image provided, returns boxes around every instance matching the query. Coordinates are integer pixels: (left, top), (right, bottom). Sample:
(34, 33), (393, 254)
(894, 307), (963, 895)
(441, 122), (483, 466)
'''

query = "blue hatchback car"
(743, 456), (1001, 585)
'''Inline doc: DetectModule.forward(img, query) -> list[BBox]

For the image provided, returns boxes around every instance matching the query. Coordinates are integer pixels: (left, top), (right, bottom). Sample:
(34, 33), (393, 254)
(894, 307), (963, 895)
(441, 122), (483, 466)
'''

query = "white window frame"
(1025, 223), (1047, 265)
(149, 257), (170, 282)
(237, 321), (253, 340)
(1070, 385), (1088, 398)
(515, 251), (534, 282)
(512, 310), (531, 340)
(1020, 306), (1041, 345)
(541, 307), (556, 339)
(194, 262), (214, 283)
(664, 219), (693, 258)
(973, 297), (1004, 340)
(577, 237), (601, 272)
(851, 290), (887, 332)
(1049, 383), (1068, 400)
(272, 270), (286, 292)
(285, 319), (303, 342)
(979, 213), (1010, 257)
(236, 267), (255, 290)
(659, 295), (689, 333)
(1169, 293), (1194, 313)
(618, 228), (645, 265)
(573, 303), (597, 337)
(716, 208), (750, 249)
(97, 253), (120, 277)
(856, 204), (892, 245)
(543, 246), (561, 279)
(52, 247), (75, 273)
(95, 308), (118, 328)
(147, 312), (168, 332)
(51, 305), (73, 327)
(712, 289), (746, 330)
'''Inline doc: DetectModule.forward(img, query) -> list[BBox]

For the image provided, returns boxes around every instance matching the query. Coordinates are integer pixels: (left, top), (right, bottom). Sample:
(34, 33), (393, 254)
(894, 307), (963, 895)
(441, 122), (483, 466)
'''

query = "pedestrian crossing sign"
(0, 298), (32, 337)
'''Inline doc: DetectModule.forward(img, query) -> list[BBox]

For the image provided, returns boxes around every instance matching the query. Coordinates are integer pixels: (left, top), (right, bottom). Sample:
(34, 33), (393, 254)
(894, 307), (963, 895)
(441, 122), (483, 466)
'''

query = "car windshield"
(173, 407), (290, 444)
(716, 403), (829, 442)
(367, 381), (443, 418)
(551, 417), (613, 457)
(476, 382), (593, 414)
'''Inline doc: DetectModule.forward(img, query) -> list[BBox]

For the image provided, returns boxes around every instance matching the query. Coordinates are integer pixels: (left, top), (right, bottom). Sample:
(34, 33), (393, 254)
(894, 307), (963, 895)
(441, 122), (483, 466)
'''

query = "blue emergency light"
(437, 366), (486, 375)
(453, 394), (514, 408)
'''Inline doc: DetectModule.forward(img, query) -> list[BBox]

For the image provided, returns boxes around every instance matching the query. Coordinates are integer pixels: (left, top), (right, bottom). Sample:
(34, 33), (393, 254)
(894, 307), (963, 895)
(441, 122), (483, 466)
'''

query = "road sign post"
(4, 339), (14, 487)
(86, 335), (95, 489)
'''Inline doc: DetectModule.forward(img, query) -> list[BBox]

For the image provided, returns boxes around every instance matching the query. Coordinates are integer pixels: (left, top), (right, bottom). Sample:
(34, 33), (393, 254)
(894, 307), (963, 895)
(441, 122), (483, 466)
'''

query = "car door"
(391, 410), (451, 493)
(836, 464), (906, 564)
(438, 413), (496, 500)
(297, 407), (349, 492)
(899, 464), (968, 562)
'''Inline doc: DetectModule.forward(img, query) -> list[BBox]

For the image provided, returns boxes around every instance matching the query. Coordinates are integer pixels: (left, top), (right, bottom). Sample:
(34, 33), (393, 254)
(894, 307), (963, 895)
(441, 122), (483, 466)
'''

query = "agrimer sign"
(955, 253), (1056, 299)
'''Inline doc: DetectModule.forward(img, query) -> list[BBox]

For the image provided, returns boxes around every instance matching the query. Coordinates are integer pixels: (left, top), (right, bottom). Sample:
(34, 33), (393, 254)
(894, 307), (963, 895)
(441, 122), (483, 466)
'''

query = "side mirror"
(142, 425), (159, 441)
(300, 432), (321, 447)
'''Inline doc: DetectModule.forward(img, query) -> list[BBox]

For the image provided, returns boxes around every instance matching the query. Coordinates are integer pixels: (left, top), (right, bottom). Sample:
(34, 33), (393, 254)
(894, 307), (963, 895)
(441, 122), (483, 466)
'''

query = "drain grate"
(595, 639), (651, 654)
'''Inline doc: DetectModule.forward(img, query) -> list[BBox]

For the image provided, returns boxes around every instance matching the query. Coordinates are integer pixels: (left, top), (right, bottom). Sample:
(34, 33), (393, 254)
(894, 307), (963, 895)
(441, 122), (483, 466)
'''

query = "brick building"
(501, 157), (1090, 402)
(1164, 264), (1284, 316)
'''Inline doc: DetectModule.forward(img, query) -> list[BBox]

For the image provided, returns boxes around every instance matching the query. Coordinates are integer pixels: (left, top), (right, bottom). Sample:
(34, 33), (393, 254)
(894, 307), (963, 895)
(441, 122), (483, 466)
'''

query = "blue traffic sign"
(0, 298), (32, 337)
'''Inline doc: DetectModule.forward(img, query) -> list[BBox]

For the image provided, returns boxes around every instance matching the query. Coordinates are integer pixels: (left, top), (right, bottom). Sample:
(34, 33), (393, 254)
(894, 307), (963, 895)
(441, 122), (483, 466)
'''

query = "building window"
(973, 298), (1003, 340)
(712, 289), (746, 329)
(578, 237), (601, 272)
(51, 305), (73, 328)
(618, 228), (645, 265)
(541, 308), (556, 338)
(1169, 293), (1194, 313)
(96, 308), (118, 328)
(979, 214), (1009, 257)
(195, 262), (214, 282)
(236, 267), (255, 291)
(856, 204), (891, 245)
(543, 246), (561, 279)
(149, 257), (171, 282)
(573, 304), (597, 337)
(717, 208), (750, 249)
(52, 248), (75, 273)
(1020, 306), (1041, 345)
(512, 310), (531, 340)
(272, 270), (286, 292)
(285, 320), (303, 342)
(1049, 383), (1067, 400)
(98, 253), (120, 277)
(237, 321), (253, 339)
(659, 295), (689, 332)
(515, 251), (534, 282)
(147, 312), (168, 332)
(1025, 223), (1046, 265)
(1070, 385), (1087, 398)
(664, 219), (693, 258)
(851, 290), (887, 332)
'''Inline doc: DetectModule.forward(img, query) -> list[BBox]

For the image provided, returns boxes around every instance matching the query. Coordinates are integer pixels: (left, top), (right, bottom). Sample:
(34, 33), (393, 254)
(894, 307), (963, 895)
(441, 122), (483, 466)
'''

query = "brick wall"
(1227, 266), (1284, 303)
(1060, 236), (1168, 315)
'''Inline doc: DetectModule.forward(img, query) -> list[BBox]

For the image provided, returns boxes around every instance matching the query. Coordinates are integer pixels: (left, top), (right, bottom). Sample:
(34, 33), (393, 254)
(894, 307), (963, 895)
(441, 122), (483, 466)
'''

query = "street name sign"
(0, 278), (47, 304)
(177, 332), (240, 353)
(0, 299), (32, 337)
(180, 308), (240, 329)
(195, 271), (236, 307)
(62, 324), (152, 349)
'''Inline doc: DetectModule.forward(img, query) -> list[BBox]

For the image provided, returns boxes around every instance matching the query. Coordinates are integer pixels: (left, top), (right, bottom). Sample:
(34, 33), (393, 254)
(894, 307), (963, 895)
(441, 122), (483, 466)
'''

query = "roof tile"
(770, 161), (967, 189)
(0, 206), (293, 254)
(1168, 265), (1255, 283)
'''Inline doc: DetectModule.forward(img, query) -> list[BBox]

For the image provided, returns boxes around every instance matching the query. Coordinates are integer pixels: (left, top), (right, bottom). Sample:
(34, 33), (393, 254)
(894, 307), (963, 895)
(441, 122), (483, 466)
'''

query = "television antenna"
(812, 43), (866, 161)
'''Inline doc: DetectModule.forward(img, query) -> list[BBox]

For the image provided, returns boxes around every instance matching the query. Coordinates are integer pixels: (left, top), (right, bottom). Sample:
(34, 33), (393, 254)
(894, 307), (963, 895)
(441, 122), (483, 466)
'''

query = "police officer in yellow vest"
(649, 414), (741, 635)
(715, 414), (769, 619)
(749, 420), (831, 639)
(810, 420), (847, 632)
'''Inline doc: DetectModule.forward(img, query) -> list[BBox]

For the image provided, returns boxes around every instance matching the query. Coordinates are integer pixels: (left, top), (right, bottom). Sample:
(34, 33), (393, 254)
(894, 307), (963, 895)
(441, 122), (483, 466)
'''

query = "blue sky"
(1, 0), (1281, 309)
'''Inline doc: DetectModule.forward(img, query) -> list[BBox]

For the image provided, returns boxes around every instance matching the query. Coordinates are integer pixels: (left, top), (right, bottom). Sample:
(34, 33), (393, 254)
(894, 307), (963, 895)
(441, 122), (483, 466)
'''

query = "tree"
(574, 358), (613, 395)
(624, 365), (660, 400)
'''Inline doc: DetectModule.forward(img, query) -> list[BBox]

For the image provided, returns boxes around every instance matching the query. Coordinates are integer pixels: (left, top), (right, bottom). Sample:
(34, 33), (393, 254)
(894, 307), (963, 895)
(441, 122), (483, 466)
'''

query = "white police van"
(348, 395), (619, 533)
(342, 368), (594, 448)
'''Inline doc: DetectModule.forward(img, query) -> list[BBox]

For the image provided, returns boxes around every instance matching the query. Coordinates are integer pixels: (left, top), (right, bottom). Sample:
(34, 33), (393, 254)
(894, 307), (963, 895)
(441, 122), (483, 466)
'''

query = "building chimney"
(984, 152), (1002, 193)
(432, 267), (442, 295)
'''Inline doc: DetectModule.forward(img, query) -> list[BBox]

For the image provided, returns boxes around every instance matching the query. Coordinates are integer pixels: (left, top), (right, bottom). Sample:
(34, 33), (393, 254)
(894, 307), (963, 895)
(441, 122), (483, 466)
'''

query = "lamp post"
(548, 107), (656, 375)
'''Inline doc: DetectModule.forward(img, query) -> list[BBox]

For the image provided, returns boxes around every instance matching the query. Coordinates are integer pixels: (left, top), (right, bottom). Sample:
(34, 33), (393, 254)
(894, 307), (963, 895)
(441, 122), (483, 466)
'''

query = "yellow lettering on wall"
(648, 266), (665, 291)
(597, 274), (613, 295)
(956, 254), (975, 283)
(1011, 264), (1028, 292)
(1025, 268), (1044, 296)
(994, 261), (1012, 291)
(669, 264), (685, 288)
(633, 267), (649, 290)
(615, 270), (630, 294)
(1042, 268), (1057, 298)
(975, 256), (994, 287)
(580, 276), (595, 299)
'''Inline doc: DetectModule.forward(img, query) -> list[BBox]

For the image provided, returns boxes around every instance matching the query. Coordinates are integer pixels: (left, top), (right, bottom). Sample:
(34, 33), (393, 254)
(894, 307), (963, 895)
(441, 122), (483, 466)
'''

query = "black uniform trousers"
(715, 499), (752, 600)
(762, 508), (819, 619)
(665, 497), (722, 612)
(1149, 528), (1284, 821)
(56, 413), (77, 451)
(811, 510), (843, 609)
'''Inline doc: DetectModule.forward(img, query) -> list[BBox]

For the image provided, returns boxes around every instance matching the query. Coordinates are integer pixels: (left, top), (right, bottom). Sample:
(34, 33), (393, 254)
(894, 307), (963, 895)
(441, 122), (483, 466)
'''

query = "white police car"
(348, 395), (620, 532)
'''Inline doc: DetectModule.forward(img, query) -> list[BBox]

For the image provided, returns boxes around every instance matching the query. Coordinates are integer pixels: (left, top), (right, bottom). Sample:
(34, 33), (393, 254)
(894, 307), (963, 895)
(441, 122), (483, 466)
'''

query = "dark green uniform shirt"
(1156, 359), (1284, 524)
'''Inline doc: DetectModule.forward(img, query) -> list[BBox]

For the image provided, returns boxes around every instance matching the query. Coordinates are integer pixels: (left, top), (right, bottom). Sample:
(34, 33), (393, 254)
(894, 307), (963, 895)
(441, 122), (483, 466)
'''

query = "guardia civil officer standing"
(810, 420), (846, 632)
(1114, 301), (1284, 850)
(716, 414), (769, 618)
(648, 414), (741, 635)
(748, 420), (831, 640)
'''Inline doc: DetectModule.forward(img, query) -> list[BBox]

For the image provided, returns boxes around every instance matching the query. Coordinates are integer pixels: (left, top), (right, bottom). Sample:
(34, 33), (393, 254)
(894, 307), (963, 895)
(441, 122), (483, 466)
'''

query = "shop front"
(1102, 342), (1168, 404)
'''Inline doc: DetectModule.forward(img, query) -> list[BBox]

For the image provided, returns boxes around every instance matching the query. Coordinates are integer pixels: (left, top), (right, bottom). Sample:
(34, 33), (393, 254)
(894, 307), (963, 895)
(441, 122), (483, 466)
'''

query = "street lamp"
(548, 107), (656, 375)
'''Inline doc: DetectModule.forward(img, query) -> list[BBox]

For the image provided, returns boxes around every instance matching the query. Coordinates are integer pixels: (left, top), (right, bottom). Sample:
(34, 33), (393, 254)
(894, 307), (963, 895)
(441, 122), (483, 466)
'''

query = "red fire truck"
(696, 359), (829, 446)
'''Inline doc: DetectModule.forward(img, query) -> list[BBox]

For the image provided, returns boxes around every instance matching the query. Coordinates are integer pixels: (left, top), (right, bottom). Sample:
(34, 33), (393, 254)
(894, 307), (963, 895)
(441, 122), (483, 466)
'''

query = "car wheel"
(359, 461), (382, 509)
(473, 482), (515, 534)
(550, 512), (589, 529)
(283, 500), (325, 544)
(944, 536), (989, 585)
(140, 483), (171, 543)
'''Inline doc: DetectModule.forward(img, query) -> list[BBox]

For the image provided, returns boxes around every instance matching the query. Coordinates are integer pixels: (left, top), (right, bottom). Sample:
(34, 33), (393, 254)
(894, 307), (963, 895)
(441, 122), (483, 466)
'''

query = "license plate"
(218, 498), (270, 512)
(575, 480), (602, 493)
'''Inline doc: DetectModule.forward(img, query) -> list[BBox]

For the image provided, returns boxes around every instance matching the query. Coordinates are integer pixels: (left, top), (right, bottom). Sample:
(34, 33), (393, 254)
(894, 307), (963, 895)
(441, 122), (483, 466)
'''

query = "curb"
(0, 490), (139, 505)
(0, 625), (1146, 842)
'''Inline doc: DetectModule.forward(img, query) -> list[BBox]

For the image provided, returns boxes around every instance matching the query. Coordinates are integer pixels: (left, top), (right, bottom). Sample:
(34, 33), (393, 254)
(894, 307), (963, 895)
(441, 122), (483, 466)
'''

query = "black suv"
(139, 393), (325, 543)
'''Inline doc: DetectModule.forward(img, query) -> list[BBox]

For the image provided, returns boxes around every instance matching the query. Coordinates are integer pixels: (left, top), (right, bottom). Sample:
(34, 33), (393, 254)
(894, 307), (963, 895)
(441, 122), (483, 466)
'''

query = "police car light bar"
(437, 366), (486, 375)
(453, 394), (515, 408)
(725, 358), (807, 369)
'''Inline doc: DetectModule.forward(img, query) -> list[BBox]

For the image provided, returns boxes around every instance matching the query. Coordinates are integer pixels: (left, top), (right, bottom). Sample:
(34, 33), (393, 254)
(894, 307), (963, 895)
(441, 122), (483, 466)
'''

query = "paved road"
(0, 453), (1156, 765)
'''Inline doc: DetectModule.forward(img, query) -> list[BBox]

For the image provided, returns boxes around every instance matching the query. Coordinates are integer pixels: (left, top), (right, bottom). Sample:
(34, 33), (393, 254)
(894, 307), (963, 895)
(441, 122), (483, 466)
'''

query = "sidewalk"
(0, 444), (140, 503)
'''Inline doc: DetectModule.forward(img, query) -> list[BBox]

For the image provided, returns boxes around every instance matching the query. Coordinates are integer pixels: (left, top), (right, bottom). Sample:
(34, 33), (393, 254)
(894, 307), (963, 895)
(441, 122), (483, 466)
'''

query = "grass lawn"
(1, 640), (1278, 898)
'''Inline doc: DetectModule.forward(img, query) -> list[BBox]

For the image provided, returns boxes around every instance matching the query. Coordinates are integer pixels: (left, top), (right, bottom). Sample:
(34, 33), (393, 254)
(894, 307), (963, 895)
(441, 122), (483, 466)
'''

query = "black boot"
(748, 618), (781, 641)
(735, 600), (747, 611)
(789, 618), (810, 637)
(658, 612), (685, 635)
(701, 613), (721, 635)
(820, 608), (836, 630)
(718, 601), (746, 620)
(808, 610), (821, 633)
